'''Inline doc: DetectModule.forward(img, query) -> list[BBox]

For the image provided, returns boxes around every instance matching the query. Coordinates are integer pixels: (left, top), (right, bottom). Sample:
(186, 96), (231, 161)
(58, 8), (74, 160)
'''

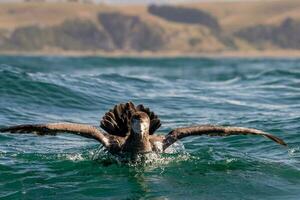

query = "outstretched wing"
(0, 122), (111, 147)
(163, 125), (287, 150)
(100, 102), (161, 137)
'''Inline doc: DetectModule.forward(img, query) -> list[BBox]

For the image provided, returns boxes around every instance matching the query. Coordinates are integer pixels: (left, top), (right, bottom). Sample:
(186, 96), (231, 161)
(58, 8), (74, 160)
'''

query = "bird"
(0, 102), (287, 160)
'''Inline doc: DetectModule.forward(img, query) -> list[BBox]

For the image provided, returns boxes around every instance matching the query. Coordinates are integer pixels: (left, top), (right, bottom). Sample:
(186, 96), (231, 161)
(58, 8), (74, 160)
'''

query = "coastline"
(1, 50), (300, 58)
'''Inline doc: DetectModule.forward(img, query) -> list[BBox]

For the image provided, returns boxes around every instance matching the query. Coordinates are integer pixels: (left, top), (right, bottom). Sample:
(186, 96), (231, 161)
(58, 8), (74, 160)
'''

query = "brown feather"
(100, 102), (161, 137)
(163, 125), (287, 150)
(106, 111), (116, 121)
(149, 119), (161, 135)
(101, 119), (118, 134)
(0, 123), (111, 147)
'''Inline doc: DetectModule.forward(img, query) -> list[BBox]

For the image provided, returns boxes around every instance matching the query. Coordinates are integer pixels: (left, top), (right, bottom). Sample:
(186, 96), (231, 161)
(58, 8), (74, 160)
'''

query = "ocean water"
(0, 56), (299, 200)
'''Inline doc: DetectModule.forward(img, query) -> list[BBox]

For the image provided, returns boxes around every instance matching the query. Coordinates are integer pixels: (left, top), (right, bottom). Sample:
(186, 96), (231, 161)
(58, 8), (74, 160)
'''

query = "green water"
(0, 56), (299, 199)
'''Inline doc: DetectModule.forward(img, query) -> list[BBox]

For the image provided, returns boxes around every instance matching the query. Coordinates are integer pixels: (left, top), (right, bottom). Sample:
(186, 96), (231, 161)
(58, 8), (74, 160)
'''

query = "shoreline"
(1, 50), (300, 59)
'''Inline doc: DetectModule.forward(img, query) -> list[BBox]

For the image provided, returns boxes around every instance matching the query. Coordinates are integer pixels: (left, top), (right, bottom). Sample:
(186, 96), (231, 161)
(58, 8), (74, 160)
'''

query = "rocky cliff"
(236, 18), (300, 49)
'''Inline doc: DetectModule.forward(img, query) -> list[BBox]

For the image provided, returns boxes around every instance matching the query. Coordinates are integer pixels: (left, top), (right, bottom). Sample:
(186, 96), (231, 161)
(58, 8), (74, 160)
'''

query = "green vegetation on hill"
(148, 5), (220, 33)
(236, 18), (300, 49)
(98, 13), (165, 51)
(1, 20), (113, 51)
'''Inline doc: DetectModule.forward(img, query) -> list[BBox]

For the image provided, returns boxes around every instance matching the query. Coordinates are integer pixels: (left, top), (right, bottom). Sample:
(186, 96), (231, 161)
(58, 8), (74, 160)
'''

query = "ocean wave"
(245, 68), (300, 80)
(0, 57), (300, 199)
(0, 66), (98, 109)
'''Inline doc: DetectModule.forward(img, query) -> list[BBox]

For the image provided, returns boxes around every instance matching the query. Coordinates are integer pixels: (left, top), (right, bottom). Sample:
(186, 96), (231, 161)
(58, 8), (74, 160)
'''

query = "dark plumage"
(100, 102), (161, 137)
(0, 102), (287, 159)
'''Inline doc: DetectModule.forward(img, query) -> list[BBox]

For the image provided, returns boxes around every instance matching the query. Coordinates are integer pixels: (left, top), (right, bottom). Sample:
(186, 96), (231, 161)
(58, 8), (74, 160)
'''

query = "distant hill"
(236, 18), (300, 49)
(98, 12), (165, 51)
(0, 1), (300, 56)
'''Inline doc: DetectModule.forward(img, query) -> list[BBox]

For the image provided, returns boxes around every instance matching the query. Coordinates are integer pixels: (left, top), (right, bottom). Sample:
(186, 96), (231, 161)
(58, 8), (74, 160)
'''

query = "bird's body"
(0, 102), (287, 161)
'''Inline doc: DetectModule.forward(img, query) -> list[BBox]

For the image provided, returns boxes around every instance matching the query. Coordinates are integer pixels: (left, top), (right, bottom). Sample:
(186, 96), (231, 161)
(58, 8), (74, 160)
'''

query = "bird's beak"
(132, 120), (148, 137)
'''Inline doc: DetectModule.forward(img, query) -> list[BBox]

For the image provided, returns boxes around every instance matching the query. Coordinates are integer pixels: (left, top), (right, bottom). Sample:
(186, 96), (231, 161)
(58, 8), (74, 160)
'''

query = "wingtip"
(264, 134), (287, 147)
(277, 139), (288, 147)
(281, 141), (288, 147)
(276, 137), (288, 147)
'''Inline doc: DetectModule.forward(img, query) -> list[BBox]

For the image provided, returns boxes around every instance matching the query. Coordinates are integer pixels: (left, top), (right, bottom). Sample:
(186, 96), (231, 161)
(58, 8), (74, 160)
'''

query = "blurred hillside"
(0, 0), (300, 56)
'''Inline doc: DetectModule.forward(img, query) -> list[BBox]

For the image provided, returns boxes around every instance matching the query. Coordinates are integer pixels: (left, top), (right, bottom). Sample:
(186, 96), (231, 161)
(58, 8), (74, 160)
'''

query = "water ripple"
(0, 57), (299, 199)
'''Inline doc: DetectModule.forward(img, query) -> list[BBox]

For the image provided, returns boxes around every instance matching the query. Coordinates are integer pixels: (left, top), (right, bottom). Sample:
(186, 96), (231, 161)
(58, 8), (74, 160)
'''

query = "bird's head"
(130, 111), (150, 137)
